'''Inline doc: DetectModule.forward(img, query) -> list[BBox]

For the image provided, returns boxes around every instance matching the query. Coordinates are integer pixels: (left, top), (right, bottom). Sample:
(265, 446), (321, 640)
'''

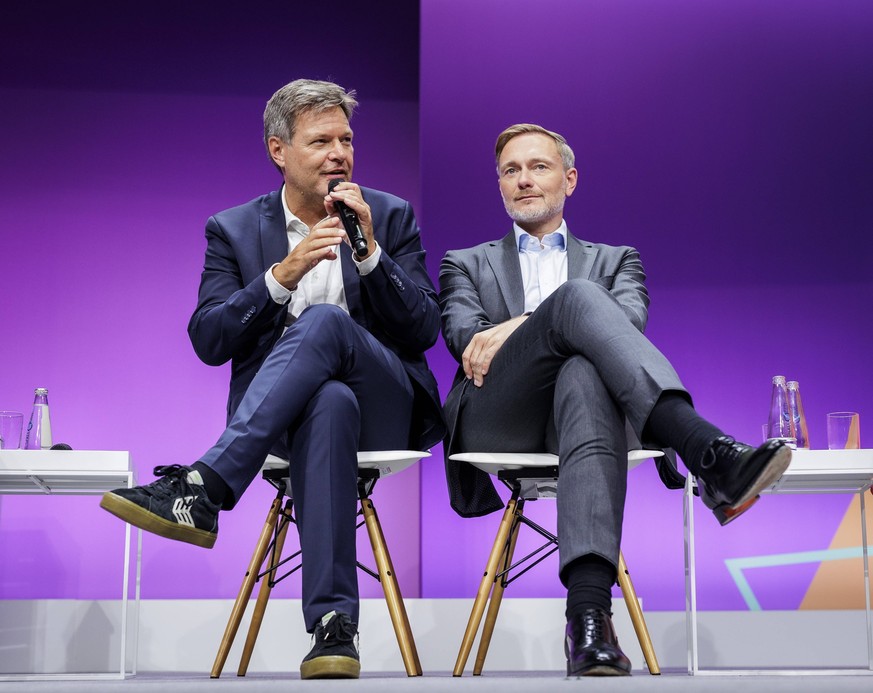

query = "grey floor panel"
(6, 670), (873, 693)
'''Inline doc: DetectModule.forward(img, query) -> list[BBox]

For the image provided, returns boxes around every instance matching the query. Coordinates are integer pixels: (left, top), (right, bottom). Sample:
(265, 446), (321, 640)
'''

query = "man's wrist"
(265, 264), (295, 304)
(354, 242), (381, 275)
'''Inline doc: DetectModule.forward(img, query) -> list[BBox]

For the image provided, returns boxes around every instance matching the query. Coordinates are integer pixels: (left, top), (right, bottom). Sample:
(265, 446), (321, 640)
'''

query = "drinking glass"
(827, 412), (860, 450)
(0, 411), (24, 450)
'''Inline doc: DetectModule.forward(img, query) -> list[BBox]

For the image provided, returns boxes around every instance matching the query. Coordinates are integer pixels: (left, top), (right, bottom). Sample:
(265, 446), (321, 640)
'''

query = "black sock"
(191, 461), (229, 506)
(644, 392), (724, 476)
(563, 554), (616, 619)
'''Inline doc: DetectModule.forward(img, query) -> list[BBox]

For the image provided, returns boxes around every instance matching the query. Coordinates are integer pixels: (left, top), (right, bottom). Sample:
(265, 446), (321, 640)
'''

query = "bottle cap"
(35, 387), (48, 395)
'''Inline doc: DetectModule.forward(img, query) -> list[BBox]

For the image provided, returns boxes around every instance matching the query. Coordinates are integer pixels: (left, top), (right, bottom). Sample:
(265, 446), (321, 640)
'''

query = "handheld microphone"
(328, 178), (369, 258)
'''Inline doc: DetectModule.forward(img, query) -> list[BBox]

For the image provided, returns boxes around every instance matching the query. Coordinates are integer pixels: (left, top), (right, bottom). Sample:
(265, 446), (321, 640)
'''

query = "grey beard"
(503, 198), (565, 226)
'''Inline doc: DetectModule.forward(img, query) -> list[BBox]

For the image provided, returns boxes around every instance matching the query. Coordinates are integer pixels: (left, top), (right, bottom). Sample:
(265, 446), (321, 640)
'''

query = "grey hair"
(263, 79), (358, 162)
(495, 123), (575, 172)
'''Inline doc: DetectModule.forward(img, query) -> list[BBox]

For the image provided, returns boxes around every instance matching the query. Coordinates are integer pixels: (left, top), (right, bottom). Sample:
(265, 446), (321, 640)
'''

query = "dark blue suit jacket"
(187, 187), (446, 457)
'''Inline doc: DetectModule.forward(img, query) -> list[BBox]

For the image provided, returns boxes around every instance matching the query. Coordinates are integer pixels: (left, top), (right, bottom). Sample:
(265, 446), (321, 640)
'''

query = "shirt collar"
(280, 184), (310, 235)
(515, 220), (568, 252)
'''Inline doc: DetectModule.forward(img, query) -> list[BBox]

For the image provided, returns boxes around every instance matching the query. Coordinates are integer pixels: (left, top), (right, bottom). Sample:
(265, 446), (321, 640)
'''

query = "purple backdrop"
(419, 0), (873, 610)
(1, 1), (872, 613)
(0, 2), (423, 601)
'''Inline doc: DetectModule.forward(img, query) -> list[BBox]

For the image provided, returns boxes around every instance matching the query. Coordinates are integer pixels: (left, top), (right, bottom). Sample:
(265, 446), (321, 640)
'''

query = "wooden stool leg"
(473, 509), (521, 675)
(617, 551), (660, 675)
(237, 499), (294, 676)
(361, 497), (422, 676)
(453, 496), (518, 676)
(210, 496), (281, 678)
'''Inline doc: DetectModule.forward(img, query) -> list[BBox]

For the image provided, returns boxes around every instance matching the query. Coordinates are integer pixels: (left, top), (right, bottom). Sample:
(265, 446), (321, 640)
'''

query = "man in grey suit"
(439, 123), (791, 677)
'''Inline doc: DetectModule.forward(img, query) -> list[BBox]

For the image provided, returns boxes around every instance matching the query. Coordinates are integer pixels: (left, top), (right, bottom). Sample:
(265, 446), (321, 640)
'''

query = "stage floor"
(9, 670), (873, 692)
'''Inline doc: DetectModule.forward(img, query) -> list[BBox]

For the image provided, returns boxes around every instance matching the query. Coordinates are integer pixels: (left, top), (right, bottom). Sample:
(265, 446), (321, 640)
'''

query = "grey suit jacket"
(439, 230), (684, 517)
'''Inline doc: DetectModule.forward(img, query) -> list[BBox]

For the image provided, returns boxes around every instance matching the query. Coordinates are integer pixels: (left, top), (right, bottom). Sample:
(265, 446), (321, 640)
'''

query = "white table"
(684, 448), (873, 675)
(0, 449), (140, 680)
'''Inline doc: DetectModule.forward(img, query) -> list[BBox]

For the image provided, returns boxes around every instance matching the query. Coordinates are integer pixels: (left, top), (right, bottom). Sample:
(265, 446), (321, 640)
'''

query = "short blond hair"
(495, 123), (575, 170)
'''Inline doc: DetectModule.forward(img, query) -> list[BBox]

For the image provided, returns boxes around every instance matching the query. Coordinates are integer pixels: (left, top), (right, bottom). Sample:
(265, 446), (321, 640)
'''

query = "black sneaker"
(99, 465), (220, 548)
(300, 611), (360, 679)
(697, 437), (792, 525)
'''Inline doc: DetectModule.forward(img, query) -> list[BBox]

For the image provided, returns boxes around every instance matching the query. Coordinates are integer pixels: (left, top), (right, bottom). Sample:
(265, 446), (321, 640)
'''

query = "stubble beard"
(503, 195), (565, 226)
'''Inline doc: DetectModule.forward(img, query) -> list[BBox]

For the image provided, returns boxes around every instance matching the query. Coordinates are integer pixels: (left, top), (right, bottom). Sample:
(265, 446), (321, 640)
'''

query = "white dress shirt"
(514, 221), (569, 313)
(265, 185), (381, 327)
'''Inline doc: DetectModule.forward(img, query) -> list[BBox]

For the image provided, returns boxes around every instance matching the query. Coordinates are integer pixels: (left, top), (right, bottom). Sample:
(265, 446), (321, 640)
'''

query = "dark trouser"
(200, 304), (414, 630)
(456, 279), (687, 574)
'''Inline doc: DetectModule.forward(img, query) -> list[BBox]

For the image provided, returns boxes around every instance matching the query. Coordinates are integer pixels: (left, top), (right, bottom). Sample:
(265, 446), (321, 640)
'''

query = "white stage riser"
(1, 599), (871, 676)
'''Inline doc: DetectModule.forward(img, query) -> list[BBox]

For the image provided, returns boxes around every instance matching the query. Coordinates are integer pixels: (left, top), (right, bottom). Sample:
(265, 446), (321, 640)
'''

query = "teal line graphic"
(725, 546), (866, 611)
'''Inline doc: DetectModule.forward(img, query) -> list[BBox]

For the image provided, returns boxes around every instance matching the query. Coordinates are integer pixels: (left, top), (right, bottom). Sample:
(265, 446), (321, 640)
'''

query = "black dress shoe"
(697, 436), (792, 526)
(565, 608), (631, 677)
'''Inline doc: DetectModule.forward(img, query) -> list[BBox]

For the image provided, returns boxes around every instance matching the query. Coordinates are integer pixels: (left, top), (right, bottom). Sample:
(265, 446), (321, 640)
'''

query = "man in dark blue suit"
(101, 79), (445, 679)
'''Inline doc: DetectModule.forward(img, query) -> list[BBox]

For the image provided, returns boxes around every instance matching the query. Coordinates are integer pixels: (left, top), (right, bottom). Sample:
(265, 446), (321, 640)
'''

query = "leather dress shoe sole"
(569, 662), (631, 677)
(716, 495), (759, 525)
(711, 444), (792, 526)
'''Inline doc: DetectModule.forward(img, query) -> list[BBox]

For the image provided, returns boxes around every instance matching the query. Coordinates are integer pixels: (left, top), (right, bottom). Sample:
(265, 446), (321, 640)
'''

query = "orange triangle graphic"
(800, 492), (873, 610)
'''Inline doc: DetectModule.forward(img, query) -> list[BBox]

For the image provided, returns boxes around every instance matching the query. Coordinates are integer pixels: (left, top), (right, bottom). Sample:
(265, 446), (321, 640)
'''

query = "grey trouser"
(456, 279), (686, 574)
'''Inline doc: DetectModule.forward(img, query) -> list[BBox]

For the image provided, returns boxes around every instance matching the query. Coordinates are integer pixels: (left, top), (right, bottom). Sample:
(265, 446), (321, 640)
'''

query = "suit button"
(241, 305), (256, 323)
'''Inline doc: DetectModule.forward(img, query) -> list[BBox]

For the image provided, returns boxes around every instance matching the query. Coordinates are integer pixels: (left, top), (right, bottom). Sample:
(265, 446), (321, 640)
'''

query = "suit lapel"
(567, 232), (598, 280)
(257, 190), (291, 332)
(259, 190), (289, 271)
(484, 231), (525, 317)
(483, 230), (598, 315)
(339, 243), (366, 324)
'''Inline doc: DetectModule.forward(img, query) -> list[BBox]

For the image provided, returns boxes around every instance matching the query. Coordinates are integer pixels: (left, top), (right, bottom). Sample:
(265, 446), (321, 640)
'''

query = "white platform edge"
(0, 449), (131, 472)
(3, 600), (873, 677)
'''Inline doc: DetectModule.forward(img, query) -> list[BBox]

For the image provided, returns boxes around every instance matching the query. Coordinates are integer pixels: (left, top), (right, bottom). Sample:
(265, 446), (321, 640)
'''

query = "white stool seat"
(264, 450), (430, 477)
(451, 449), (663, 475)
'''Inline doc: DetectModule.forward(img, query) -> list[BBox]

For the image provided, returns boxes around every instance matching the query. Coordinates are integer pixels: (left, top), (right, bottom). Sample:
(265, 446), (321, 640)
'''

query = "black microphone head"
(327, 178), (344, 193)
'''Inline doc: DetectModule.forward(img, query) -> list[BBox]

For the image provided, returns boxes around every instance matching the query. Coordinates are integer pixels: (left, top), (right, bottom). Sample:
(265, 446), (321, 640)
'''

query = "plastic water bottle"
(786, 380), (809, 449)
(767, 376), (796, 447)
(24, 388), (52, 450)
